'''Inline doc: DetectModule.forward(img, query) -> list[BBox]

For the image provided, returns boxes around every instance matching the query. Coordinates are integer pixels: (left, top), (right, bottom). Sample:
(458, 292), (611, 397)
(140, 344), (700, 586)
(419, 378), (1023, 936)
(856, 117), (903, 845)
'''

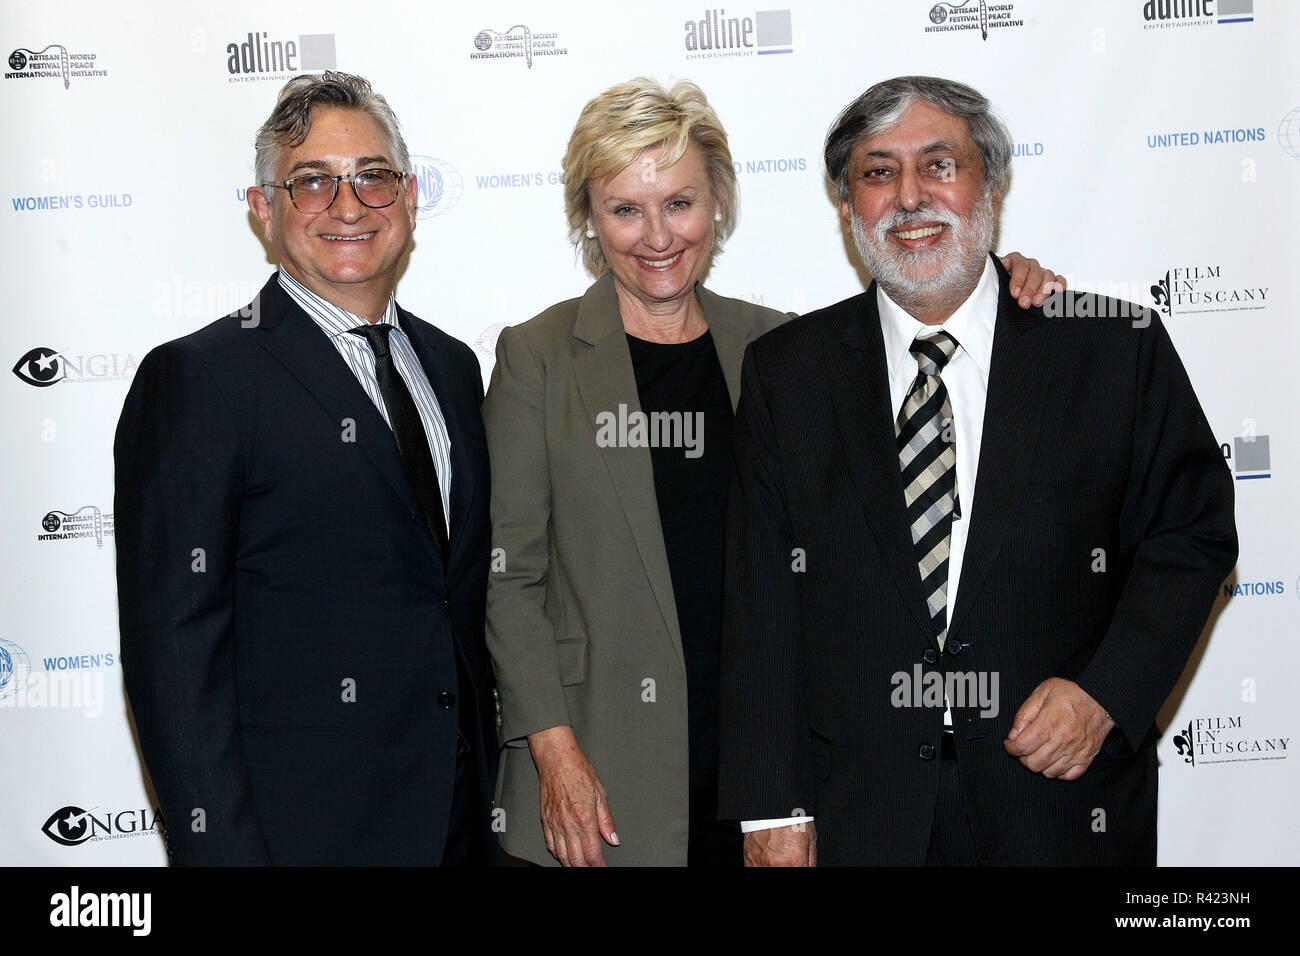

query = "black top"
(626, 330), (734, 776)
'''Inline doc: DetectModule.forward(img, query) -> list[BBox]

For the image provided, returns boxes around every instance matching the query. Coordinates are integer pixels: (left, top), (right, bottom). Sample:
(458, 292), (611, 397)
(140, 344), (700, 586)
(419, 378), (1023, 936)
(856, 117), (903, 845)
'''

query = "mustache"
(872, 207), (961, 245)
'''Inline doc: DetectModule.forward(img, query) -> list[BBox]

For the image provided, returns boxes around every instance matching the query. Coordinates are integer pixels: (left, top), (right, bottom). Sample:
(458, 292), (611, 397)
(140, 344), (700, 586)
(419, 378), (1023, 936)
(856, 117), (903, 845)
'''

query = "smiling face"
(247, 106), (416, 320)
(840, 99), (1001, 319)
(585, 142), (717, 315)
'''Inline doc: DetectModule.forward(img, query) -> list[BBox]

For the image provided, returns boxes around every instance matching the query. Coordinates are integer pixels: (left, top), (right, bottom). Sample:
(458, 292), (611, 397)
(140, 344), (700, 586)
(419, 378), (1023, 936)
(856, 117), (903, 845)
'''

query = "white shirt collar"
(276, 269), (400, 339)
(878, 254), (999, 384)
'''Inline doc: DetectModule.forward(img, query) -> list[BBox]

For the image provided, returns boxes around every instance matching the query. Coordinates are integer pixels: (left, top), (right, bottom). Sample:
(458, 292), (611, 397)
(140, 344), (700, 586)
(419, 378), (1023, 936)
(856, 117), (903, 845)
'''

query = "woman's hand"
(528, 725), (619, 866)
(999, 251), (1066, 309)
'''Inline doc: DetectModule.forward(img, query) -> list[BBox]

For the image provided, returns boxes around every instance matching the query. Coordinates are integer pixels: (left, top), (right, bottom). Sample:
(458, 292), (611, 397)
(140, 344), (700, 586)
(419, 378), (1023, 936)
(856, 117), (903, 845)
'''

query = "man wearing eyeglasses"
(115, 72), (498, 865)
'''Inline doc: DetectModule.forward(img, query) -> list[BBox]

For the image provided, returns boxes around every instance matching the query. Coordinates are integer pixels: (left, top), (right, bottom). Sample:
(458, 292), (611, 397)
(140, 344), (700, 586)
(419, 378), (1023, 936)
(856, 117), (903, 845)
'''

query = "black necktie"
(348, 323), (449, 562)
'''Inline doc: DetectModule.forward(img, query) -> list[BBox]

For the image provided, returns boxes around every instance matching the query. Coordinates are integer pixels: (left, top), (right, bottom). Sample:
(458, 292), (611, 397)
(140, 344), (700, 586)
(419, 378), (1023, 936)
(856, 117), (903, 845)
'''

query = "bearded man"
(717, 76), (1237, 866)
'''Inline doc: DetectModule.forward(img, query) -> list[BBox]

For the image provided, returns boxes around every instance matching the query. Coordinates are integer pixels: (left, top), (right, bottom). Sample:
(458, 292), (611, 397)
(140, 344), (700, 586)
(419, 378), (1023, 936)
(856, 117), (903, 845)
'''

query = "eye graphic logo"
(12, 347), (65, 386)
(43, 806), (95, 846)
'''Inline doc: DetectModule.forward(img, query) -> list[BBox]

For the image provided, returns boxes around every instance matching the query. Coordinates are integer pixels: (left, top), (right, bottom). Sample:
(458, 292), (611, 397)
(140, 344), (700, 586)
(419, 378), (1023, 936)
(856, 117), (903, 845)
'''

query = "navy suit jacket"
(115, 273), (495, 865)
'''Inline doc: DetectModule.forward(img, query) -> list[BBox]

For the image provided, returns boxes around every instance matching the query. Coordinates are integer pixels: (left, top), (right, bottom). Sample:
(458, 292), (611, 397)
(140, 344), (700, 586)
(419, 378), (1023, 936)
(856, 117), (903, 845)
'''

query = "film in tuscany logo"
(1171, 714), (1288, 767)
(6, 44), (108, 88)
(470, 25), (569, 68)
(684, 8), (793, 59)
(38, 506), (115, 548)
(12, 346), (137, 386)
(225, 31), (336, 82)
(925, 1), (1025, 40)
(1149, 264), (1268, 316)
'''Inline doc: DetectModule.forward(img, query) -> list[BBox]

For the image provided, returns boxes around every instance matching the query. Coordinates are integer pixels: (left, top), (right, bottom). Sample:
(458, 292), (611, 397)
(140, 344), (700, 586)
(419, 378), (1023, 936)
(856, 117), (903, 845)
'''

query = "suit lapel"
(825, 292), (937, 640)
(571, 274), (683, 664)
(253, 276), (430, 556)
(698, 285), (756, 410)
(947, 259), (1056, 641)
(401, 310), (478, 572)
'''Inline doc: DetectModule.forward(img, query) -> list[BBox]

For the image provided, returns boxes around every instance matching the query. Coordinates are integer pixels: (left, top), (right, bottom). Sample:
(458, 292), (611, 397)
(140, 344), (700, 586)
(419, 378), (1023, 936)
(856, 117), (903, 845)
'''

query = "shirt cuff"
(740, 816), (815, 833)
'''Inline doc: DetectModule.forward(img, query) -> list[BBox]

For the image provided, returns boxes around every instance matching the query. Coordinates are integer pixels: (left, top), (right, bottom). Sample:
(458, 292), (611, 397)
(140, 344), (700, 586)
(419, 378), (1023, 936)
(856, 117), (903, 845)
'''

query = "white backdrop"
(2, 0), (1295, 866)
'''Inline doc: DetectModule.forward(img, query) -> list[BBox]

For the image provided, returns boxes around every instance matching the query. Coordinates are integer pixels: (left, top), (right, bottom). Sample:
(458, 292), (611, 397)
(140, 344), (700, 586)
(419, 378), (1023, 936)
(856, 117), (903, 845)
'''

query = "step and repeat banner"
(2, 0), (1295, 866)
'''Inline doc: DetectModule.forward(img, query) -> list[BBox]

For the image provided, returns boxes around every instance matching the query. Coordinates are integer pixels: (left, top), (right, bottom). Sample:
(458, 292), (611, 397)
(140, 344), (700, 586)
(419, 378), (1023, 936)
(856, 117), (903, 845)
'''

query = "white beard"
(850, 188), (997, 316)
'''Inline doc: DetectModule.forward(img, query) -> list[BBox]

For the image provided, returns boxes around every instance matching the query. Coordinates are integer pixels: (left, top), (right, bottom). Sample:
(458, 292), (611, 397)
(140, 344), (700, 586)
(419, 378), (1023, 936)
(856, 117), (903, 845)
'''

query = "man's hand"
(527, 725), (618, 866)
(999, 251), (1066, 309)
(743, 822), (817, 867)
(1004, 678), (1115, 780)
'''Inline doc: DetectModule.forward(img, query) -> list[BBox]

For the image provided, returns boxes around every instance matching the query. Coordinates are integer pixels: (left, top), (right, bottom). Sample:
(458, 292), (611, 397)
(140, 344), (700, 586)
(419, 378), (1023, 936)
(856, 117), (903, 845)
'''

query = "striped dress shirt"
(277, 270), (452, 534)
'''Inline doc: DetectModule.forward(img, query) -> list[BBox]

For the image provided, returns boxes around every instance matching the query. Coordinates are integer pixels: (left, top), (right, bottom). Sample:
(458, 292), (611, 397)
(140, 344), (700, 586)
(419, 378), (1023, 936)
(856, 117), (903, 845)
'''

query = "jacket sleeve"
(481, 325), (571, 744)
(114, 341), (271, 864)
(1076, 311), (1238, 752)
(717, 342), (814, 822)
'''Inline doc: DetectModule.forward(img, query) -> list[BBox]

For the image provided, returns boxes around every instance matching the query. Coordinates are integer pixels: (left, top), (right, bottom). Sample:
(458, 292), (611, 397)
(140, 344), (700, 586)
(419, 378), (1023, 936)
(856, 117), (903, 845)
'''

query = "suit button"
(918, 743), (936, 760)
(947, 640), (963, 656)
(437, 691), (456, 709)
(922, 648), (938, 664)
(443, 597), (451, 608)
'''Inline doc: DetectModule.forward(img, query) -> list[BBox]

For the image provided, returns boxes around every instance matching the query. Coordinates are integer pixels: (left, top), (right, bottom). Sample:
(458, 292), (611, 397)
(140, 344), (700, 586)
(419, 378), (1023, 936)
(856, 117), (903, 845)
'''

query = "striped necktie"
(896, 330), (960, 649)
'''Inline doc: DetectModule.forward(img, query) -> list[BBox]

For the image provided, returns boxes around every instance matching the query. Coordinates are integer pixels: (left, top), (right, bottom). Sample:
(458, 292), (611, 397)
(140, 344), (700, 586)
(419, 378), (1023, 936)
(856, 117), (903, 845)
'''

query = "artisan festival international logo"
(925, 1), (1025, 40)
(38, 506), (115, 548)
(5, 44), (108, 87)
(470, 25), (569, 68)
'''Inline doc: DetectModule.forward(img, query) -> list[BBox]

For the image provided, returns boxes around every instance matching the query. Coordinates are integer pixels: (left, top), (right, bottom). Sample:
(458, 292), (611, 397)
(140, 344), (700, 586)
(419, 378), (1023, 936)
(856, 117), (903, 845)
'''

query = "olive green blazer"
(482, 272), (790, 865)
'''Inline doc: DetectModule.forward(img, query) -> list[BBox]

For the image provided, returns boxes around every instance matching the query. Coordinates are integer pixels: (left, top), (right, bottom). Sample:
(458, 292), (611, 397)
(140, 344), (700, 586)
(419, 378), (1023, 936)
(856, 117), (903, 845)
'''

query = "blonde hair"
(562, 77), (737, 277)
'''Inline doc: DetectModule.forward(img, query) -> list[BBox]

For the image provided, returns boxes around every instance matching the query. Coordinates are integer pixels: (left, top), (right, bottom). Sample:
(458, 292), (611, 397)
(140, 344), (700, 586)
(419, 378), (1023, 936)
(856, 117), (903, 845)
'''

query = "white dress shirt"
(743, 256), (1001, 834)
(277, 270), (453, 533)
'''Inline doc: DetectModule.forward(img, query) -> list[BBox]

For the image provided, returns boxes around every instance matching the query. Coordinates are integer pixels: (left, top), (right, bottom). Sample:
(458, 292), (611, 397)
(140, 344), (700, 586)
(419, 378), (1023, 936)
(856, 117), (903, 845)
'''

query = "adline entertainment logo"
(684, 8), (793, 58)
(225, 31), (336, 82)
(1220, 434), (1270, 481)
(1142, 0), (1253, 29)
(410, 155), (463, 221)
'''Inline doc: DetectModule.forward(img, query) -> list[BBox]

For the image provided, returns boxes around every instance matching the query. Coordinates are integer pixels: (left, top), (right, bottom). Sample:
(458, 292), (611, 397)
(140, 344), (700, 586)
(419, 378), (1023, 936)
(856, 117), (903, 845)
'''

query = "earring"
(585, 228), (596, 239)
(713, 212), (722, 222)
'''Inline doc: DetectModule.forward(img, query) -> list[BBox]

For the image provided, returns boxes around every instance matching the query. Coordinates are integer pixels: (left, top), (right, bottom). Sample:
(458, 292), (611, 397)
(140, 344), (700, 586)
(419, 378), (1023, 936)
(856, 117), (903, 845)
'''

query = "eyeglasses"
(261, 168), (407, 214)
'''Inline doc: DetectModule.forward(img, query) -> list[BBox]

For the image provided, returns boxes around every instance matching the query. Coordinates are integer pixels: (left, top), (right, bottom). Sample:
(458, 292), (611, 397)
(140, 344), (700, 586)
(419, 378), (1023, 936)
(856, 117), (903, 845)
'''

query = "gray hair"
(254, 71), (411, 189)
(824, 76), (1012, 202)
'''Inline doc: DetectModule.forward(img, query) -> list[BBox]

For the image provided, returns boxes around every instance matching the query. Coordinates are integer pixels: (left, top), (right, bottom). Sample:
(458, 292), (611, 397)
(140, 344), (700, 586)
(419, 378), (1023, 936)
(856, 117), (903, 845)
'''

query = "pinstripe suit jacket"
(718, 256), (1237, 865)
